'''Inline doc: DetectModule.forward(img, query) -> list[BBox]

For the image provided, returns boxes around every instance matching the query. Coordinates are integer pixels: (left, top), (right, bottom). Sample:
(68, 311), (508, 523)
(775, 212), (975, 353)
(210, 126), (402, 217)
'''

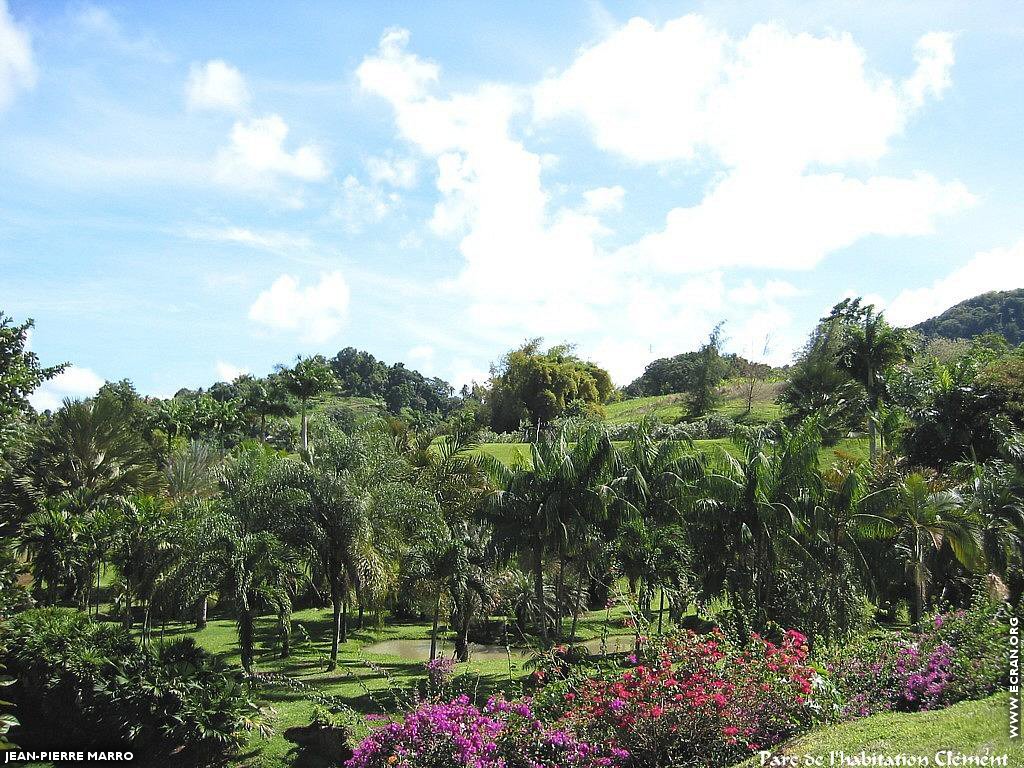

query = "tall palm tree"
(828, 299), (914, 461)
(485, 425), (614, 644)
(406, 429), (492, 660)
(109, 494), (179, 641)
(688, 422), (821, 641)
(279, 356), (337, 452)
(282, 418), (424, 669)
(612, 419), (701, 625)
(865, 472), (983, 624)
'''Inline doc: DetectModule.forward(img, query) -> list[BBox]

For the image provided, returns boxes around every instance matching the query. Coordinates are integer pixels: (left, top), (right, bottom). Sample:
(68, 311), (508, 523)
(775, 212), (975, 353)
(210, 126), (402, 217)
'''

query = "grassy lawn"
(477, 437), (870, 468)
(605, 379), (785, 426)
(752, 693), (1022, 765)
(152, 600), (639, 767)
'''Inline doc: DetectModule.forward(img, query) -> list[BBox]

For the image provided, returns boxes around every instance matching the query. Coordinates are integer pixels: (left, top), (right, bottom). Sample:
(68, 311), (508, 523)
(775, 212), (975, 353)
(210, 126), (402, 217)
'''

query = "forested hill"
(912, 289), (1024, 345)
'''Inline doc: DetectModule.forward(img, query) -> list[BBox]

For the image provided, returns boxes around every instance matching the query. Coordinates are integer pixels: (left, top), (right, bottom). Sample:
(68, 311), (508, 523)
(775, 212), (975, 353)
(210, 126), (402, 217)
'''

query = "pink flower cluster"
(346, 695), (614, 768)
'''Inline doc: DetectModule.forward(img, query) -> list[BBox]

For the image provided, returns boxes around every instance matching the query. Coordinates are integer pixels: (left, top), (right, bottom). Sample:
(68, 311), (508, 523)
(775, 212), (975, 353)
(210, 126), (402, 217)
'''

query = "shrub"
(347, 694), (612, 768)
(532, 630), (831, 768)
(2, 608), (268, 765)
(827, 601), (1007, 718)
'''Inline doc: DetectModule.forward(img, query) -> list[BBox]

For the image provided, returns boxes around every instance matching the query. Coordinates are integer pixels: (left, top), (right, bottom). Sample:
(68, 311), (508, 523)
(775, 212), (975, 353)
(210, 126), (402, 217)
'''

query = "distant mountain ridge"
(911, 289), (1024, 345)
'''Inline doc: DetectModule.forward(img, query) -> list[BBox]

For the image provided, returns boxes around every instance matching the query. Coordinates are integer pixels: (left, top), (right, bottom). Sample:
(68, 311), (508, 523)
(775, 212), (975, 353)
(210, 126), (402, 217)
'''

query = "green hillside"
(912, 288), (1024, 345)
(605, 378), (784, 425)
(760, 693), (1021, 765)
(476, 436), (869, 467)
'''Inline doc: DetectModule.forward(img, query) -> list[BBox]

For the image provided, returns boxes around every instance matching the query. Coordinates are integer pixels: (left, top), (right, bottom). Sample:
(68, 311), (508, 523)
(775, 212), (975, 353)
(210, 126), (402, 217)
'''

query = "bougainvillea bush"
(348, 630), (834, 768)
(533, 630), (833, 768)
(827, 602), (1007, 718)
(346, 695), (615, 768)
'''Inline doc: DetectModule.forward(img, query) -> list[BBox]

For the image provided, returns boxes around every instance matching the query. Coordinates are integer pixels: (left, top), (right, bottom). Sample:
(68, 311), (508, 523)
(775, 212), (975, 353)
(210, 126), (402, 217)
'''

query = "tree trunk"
(657, 588), (665, 634)
(569, 571), (587, 642)
(430, 587), (442, 661)
(195, 595), (208, 630)
(454, 605), (471, 663)
(301, 399), (308, 451)
(238, 608), (255, 673)
(278, 609), (291, 658)
(533, 542), (548, 644)
(554, 551), (566, 638)
(328, 577), (342, 671)
(340, 595), (348, 644)
(358, 602), (364, 630)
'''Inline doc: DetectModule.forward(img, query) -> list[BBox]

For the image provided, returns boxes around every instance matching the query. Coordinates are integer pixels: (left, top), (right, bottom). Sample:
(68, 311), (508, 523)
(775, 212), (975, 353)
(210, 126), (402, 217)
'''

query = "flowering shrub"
(533, 630), (831, 768)
(346, 695), (613, 768)
(828, 602), (1007, 717)
(424, 657), (455, 692)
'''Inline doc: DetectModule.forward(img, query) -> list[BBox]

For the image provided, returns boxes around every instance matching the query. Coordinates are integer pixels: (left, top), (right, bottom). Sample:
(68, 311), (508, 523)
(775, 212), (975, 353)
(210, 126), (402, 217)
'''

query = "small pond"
(361, 634), (637, 660)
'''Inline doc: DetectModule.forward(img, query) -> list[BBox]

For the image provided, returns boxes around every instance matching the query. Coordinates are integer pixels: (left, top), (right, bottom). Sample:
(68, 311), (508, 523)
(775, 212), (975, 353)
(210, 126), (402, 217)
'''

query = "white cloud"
(408, 344), (435, 363)
(333, 175), (392, 233)
(728, 279), (800, 305)
(215, 114), (328, 189)
(0, 0), (35, 112)
(184, 225), (312, 251)
(215, 360), (249, 382)
(886, 238), (1024, 327)
(357, 20), (970, 383)
(29, 366), (105, 412)
(186, 60), (250, 112)
(74, 4), (170, 62)
(535, 17), (953, 170)
(367, 154), (418, 188)
(904, 32), (956, 108)
(581, 185), (625, 214)
(622, 170), (974, 272)
(248, 271), (351, 343)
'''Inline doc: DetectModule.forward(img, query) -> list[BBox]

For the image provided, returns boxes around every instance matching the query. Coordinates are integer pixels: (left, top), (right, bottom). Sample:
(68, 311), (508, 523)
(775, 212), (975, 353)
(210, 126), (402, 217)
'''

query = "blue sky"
(2, 1), (1024, 409)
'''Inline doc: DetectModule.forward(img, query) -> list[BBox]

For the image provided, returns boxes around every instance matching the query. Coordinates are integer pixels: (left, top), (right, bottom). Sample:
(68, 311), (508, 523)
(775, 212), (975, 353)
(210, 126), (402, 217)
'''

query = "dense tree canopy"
(487, 340), (614, 432)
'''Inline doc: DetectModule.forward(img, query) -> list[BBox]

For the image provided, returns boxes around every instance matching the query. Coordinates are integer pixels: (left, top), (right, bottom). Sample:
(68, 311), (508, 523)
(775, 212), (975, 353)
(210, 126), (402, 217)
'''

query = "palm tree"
(18, 495), (88, 604)
(865, 472), (983, 624)
(828, 299), (914, 461)
(612, 419), (701, 626)
(29, 396), (163, 505)
(279, 356), (337, 452)
(236, 375), (294, 441)
(164, 440), (221, 500)
(406, 429), (492, 660)
(485, 425), (614, 644)
(109, 495), (179, 641)
(688, 422), (821, 641)
(282, 418), (423, 669)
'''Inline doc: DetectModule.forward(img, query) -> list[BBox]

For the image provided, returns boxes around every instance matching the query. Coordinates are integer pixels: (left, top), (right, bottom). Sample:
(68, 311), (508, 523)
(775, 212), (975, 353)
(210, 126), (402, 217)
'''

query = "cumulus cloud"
(215, 114), (328, 188)
(333, 175), (393, 233)
(357, 19), (971, 383)
(536, 16), (972, 274)
(581, 185), (625, 214)
(0, 0), (36, 112)
(886, 238), (1024, 327)
(28, 366), (105, 412)
(215, 360), (249, 382)
(186, 60), (250, 112)
(534, 16), (953, 170)
(367, 154), (418, 188)
(248, 271), (350, 343)
(621, 170), (974, 272)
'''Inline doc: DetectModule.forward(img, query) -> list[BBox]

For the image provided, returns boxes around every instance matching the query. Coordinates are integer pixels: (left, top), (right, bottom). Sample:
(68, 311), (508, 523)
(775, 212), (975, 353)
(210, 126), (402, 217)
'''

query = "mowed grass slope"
(750, 693), (1022, 766)
(604, 379), (785, 426)
(476, 437), (869, 468)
